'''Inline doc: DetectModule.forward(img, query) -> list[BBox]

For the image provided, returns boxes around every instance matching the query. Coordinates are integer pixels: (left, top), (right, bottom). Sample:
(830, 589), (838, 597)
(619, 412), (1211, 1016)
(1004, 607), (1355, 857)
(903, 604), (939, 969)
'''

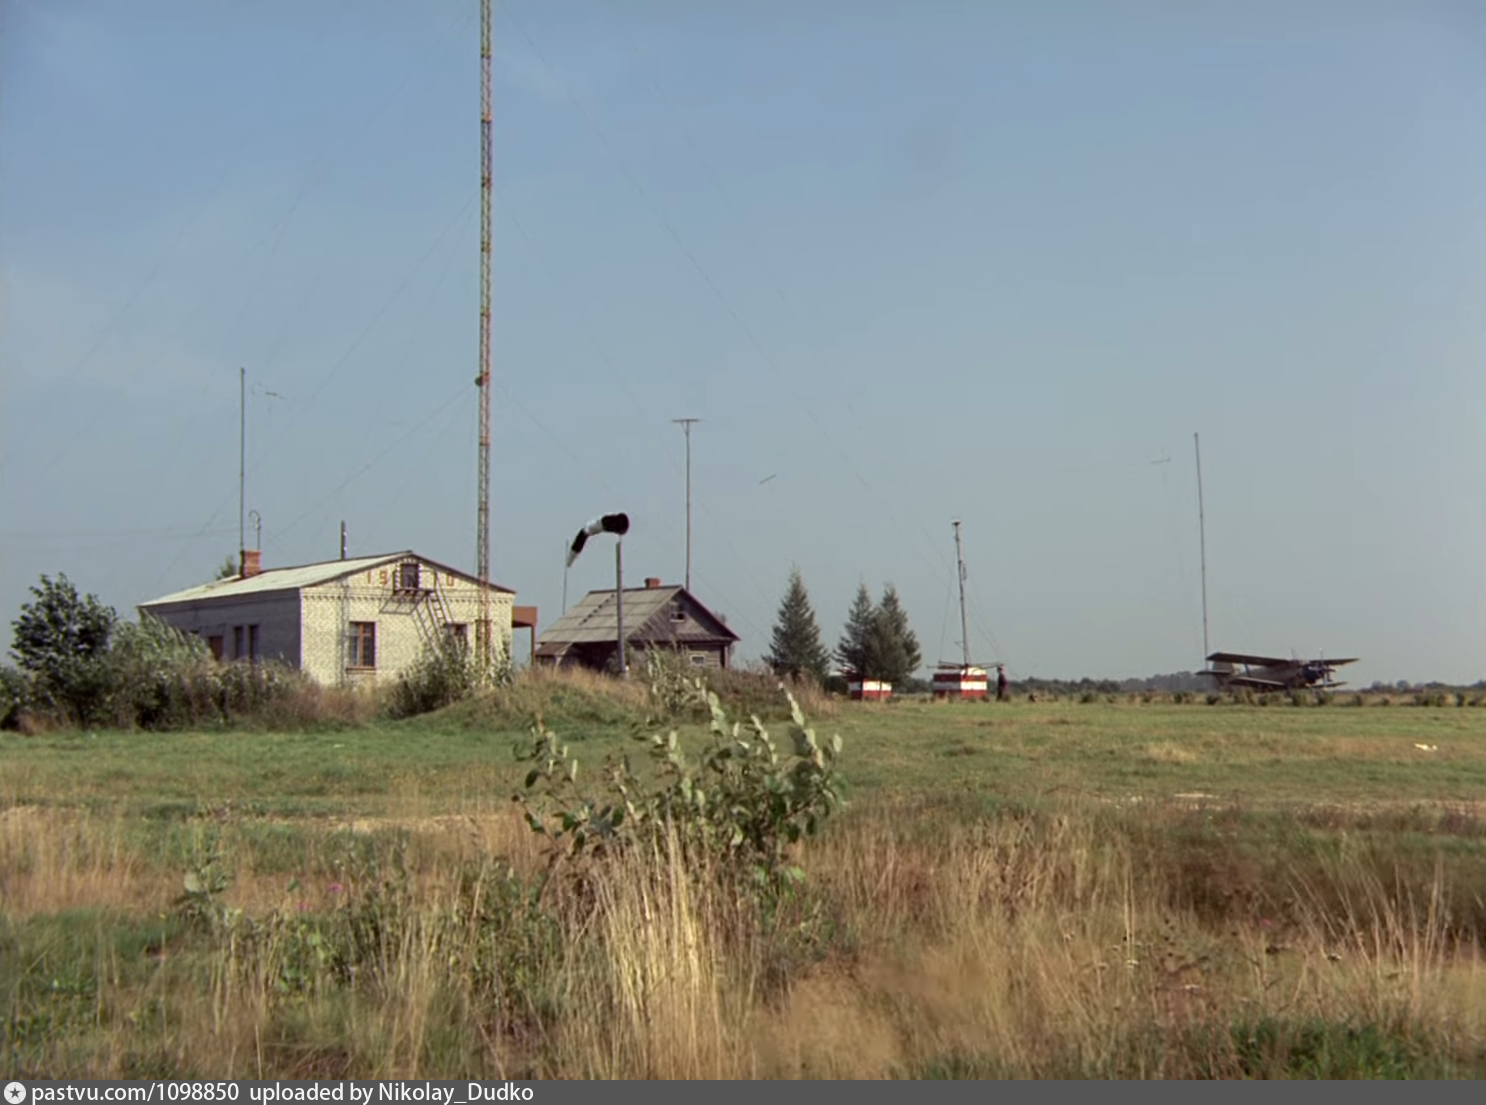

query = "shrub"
(643, 646), (707, 723)
(0, 665), (33, 730)
(513, 682), (845, 900)
(387, 634), (505, 720)
(104, 614), (218, 729)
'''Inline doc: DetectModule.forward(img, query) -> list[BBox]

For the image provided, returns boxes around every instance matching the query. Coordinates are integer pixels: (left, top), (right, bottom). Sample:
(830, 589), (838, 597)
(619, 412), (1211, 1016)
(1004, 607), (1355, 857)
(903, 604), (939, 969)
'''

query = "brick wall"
(300, 558), (514, 687)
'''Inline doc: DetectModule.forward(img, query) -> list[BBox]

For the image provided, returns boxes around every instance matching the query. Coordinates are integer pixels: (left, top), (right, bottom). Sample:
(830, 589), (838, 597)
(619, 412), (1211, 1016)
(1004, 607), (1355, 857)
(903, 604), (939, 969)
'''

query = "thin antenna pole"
(1194, 431), (1210, 659)
(340, 521), (347, 561)
(238, 367), (246, 574)
(475, 0), (494, 677)
(953, 519), (970, 669)
(672, 418), (699, 590)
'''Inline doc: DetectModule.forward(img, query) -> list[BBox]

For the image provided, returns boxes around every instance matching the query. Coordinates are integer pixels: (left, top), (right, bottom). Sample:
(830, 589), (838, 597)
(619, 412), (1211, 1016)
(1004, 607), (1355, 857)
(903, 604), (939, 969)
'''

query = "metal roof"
(139, 550), (514, 608)
(535, 585), (738, 652)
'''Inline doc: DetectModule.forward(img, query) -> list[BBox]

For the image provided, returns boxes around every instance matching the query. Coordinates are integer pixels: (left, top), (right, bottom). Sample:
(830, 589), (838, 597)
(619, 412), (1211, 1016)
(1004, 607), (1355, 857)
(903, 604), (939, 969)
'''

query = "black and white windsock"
(566, 512), (630, 568)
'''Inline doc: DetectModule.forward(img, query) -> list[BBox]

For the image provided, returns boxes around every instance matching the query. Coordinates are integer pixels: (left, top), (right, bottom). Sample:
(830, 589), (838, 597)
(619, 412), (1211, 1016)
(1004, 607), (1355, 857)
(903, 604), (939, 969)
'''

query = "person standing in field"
(996, 665), (1009, 702)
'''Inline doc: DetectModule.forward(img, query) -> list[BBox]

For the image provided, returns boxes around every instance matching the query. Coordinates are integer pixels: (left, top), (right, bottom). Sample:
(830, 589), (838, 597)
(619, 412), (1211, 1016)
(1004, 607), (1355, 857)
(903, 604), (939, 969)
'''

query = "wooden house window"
(233, 626), (244, 659)
(207, 636), (224, 661)
(347, 622), (377, 669)
(247, 624), (260, 663)
(670, 601), (685, 622)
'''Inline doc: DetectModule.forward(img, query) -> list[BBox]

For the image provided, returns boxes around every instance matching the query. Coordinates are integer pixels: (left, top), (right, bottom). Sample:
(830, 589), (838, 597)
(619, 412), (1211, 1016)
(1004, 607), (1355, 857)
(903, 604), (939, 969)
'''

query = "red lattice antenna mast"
(475, 0), (494, 676)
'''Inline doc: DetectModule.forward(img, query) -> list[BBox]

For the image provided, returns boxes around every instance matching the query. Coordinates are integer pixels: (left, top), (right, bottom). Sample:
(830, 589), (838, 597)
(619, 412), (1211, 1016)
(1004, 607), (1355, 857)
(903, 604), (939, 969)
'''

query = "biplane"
(1201, 651), (1358, 691)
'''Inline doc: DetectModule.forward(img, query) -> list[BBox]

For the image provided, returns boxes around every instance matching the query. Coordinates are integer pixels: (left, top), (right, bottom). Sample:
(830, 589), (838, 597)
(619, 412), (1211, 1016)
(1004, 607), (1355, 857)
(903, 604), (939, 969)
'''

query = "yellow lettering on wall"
(378, 569), (388, 585)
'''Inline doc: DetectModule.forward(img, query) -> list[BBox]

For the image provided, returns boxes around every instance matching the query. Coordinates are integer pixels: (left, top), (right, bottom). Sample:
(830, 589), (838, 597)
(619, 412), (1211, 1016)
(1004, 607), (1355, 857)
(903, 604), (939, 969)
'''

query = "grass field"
(3, 675), (1485, 1078)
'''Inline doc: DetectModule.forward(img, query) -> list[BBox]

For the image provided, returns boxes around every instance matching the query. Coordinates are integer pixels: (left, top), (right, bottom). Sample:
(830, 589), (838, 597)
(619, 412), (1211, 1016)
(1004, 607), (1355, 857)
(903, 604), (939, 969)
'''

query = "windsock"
(566, 512), (630, 568)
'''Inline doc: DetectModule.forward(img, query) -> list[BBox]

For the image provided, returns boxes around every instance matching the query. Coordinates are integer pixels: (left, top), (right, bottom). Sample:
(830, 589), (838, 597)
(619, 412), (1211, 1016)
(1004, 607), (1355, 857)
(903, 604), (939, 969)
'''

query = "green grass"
(3, 685), (1484, 1079)
(4, 697), (1481, 820)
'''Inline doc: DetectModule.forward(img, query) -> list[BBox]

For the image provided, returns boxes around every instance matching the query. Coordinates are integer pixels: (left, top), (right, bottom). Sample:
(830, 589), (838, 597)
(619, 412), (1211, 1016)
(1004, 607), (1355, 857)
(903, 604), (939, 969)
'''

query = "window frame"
(347, 621), (377, 669)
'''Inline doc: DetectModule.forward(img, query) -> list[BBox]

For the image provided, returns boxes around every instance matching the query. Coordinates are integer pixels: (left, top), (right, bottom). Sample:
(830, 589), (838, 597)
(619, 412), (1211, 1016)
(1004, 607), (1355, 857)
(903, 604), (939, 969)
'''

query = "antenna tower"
(953, 519), (970, 669)
(475, 0), (493, 676)
(238, 367), (246, 576)
(672, 418), (699, 590)
(1194, 431), (1210, 660)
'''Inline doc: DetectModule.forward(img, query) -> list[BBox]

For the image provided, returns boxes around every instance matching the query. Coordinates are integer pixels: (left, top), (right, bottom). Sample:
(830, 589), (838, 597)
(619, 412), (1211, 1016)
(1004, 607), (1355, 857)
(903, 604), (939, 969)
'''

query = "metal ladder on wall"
(412, 586), (454, 653)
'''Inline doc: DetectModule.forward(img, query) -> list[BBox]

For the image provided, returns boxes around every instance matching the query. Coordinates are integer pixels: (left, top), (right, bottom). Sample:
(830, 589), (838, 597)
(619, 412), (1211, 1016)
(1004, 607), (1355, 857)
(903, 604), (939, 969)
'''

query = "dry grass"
(1142, 742), (1199, 765)
(4, 791), (1484, 1079)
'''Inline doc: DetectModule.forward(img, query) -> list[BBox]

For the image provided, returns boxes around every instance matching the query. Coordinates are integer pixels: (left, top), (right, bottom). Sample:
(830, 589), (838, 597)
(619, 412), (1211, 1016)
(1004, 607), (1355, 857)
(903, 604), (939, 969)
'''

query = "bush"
(104, 615), (217, 729)
(387, 635), (506, 720)
(513, 682), (845, 899)
(0, 665), (33, 730)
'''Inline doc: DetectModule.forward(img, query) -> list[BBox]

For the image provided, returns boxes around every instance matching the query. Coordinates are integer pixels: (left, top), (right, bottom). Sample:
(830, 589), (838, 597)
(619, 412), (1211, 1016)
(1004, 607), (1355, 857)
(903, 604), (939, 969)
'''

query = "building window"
(446, 623), (468, 649)
(690, 652), (708, 668)
(397, 562), (421, 591)
(247, 624), (260, 663)
(347, 622), (376, 669)
(670, 601), (686, 622)
(207, 635), (224, 661)
(233, 626), (244, 659)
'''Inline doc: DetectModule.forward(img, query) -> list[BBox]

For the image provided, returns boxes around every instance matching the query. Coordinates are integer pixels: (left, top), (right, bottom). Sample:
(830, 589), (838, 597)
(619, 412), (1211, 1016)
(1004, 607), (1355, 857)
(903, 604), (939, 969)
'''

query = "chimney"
(644, 577), (661, 589)
(240, 549), (261, 578)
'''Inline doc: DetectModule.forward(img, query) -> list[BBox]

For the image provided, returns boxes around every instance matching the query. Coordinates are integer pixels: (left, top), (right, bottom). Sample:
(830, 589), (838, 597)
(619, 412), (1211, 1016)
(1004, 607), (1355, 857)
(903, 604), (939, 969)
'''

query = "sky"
(2, 0), (1482, 686)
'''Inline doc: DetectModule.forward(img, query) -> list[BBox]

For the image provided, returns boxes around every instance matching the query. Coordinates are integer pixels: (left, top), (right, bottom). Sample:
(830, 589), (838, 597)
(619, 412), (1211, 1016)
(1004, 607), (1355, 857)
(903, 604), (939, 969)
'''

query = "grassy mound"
(430, 665), (651, 732)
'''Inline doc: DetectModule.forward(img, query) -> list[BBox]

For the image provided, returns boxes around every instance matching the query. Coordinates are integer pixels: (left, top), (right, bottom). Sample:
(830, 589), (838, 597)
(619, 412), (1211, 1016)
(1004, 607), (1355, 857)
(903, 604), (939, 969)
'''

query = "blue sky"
(2, 0), (1482, 686)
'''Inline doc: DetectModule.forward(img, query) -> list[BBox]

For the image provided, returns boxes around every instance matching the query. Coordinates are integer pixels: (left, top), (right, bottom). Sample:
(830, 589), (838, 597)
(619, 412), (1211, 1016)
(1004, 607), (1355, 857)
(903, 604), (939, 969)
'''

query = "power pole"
(474, 0), (494, 677)
(1194, 431), (1210, 660)
(672, 418), (699, 590)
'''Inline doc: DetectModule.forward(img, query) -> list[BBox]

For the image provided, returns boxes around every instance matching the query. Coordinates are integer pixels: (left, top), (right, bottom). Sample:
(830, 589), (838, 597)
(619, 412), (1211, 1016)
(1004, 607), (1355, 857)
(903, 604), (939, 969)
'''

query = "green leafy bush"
(387, 635), (507, 720)
(0, 666), (33, 729)
(513, 682), (845, 898)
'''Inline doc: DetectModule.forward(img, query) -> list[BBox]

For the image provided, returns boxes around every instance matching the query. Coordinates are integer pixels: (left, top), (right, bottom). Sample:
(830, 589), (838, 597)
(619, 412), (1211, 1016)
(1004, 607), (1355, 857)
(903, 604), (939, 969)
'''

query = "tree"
(765, 566), (829, 682)
(10, 574), (116, 681)
(214, 556), (239, 581)
(835, 582), (879, 678)
(9, 573), (118, 722)
(872, 583), (921, 686)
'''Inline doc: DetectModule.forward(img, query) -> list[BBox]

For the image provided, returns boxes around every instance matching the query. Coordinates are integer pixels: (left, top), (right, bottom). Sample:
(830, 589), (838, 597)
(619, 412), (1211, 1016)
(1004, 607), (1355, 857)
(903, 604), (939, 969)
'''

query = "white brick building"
(137, 550), (519, 687)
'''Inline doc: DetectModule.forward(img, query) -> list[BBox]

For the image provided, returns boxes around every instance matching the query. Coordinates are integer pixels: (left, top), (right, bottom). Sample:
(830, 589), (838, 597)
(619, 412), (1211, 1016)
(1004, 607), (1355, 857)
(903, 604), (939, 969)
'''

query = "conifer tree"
(765, 567), (829, 682)
(873, 583), (922, 686)
(835, 582), (879, 678)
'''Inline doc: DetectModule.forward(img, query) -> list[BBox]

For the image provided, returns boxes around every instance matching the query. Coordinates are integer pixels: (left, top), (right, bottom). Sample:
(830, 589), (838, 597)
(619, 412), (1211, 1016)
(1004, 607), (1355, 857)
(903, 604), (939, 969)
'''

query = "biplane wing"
(1206, 651), (1295, 668)
(1206, 652), (1358, 669)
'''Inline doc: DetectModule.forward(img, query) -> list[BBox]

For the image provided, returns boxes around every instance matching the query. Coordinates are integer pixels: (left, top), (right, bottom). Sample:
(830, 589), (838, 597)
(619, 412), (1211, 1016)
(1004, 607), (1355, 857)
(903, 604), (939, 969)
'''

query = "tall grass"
(4, 794), (1483, 1079)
